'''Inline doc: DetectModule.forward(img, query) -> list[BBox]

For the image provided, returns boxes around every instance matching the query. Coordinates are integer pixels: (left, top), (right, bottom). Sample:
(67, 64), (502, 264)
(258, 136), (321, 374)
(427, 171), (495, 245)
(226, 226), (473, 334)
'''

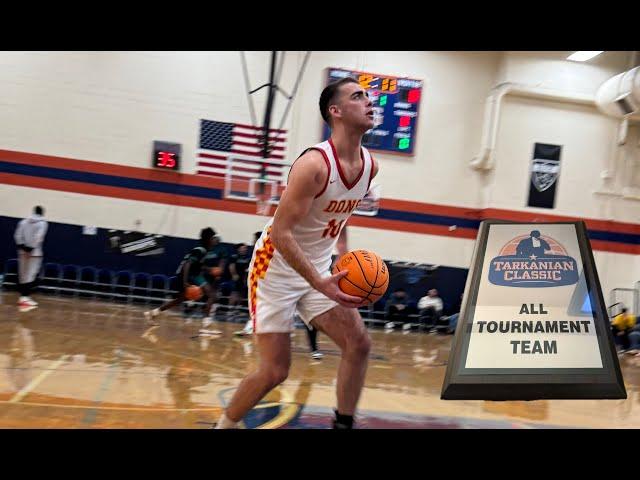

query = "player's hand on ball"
(315, 271), (366, 308)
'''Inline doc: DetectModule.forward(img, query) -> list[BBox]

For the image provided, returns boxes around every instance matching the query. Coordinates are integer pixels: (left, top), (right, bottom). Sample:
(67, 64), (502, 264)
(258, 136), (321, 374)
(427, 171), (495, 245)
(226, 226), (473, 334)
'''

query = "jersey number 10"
(322, 219), (344, 238)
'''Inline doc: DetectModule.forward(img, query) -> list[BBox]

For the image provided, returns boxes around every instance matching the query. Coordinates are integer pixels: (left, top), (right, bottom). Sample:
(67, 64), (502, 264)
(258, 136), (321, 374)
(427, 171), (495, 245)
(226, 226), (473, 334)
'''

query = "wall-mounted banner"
(527, 143), (562, 209)
(107, 230), (165, 257)
(441, 220), (626, 400)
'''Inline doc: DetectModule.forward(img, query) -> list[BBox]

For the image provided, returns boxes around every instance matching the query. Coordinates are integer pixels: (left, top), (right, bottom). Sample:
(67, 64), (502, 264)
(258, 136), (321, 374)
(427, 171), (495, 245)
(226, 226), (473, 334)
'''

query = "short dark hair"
(200, 227), (216, 244)
(34, 206), (44, 215)
(319, 77), (359, 125)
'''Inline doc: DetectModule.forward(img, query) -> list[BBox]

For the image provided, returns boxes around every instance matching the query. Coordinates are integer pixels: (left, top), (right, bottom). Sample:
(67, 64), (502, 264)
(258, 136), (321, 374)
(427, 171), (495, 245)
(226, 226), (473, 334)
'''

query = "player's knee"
(358, 333), (372, 358)
(347, 331), (371, 359)
(266, 365), (289, 387)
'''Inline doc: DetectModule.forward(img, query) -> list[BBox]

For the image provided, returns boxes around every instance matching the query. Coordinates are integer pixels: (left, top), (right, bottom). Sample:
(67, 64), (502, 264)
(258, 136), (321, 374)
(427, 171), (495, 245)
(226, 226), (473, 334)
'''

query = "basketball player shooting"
(216, 77), (379, 429)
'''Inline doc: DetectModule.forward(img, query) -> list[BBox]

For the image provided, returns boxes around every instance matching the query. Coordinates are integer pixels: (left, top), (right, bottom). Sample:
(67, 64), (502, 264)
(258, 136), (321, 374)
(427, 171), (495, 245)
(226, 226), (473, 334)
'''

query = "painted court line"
(9, 355), (69, 403)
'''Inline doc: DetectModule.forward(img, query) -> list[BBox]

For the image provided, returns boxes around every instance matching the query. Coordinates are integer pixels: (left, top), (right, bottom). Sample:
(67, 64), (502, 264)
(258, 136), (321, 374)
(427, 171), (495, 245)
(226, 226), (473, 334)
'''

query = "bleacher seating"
(1, 258), (449, 329)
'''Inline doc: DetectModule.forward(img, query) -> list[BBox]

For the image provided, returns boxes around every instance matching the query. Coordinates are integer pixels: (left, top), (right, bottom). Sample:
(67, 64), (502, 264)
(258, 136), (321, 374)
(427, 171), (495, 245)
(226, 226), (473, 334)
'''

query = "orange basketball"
(332, 249), (389, 304)
(210, 267), (223, 277)
(185, 285), (203, 301)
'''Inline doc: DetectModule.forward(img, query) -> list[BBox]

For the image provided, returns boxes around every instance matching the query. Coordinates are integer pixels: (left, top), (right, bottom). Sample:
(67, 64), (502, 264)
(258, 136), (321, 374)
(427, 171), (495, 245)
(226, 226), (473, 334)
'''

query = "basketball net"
(256, 192), (271, 216)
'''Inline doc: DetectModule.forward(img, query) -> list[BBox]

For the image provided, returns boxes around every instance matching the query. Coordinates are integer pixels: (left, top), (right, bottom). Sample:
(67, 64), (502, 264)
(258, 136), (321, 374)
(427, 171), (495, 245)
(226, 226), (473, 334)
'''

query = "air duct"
(470, 83), (594, 171)
(595, 66), (640, 119)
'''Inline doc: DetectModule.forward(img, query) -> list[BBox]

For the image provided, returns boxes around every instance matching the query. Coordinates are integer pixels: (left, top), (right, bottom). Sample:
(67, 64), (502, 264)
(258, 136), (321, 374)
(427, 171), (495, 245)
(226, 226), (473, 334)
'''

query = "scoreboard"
(322, 68), (423, 156)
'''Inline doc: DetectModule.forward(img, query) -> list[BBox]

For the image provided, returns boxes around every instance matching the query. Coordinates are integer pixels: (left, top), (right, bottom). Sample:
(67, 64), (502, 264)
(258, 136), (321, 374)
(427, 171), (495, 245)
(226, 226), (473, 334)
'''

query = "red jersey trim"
(328, 138), (365, 190)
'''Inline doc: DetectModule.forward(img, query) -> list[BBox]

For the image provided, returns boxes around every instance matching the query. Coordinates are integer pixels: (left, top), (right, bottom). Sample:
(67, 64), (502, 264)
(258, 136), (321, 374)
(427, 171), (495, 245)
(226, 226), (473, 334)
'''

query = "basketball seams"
(373, 266), (388, 288)
(340, 275), (373, 297)
(335, 261), (369, 297)
(367, 251), (388, 289)
(339, 253), (368, 287)
(368, 252), (381, 295)
(372, 275), (389, 294)
(352, 251), (376, 288)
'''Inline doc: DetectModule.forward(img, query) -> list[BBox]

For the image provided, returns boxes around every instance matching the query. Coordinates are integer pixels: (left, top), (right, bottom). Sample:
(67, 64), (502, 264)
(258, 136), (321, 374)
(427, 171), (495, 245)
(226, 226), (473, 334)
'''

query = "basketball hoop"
(354, 183), (382, 217)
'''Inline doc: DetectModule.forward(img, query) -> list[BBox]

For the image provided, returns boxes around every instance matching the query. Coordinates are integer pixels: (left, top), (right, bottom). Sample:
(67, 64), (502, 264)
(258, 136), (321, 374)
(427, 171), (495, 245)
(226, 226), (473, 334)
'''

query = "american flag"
(196, 119), (288, 182)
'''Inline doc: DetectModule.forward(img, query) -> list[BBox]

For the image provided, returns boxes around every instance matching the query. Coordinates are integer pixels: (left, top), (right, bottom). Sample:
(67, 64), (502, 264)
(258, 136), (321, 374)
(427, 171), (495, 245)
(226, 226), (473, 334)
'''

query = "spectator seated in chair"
(384, 288), (410, 329)
(611, 307), (636, 352)
(418, 288), (443, 331)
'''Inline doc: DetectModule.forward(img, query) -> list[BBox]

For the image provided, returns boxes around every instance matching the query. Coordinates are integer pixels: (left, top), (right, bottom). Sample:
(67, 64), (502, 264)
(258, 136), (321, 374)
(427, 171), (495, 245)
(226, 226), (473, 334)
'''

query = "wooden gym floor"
(1, 292), (639, 429)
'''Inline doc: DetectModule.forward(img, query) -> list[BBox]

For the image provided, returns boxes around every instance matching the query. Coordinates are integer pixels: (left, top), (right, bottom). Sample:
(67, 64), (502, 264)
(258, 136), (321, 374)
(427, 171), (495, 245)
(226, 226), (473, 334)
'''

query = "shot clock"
(152, 141), (181, 172)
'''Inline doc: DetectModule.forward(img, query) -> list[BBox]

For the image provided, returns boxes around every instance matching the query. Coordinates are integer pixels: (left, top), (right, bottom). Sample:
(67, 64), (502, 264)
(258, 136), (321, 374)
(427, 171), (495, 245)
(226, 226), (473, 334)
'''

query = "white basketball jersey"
(260, 139), (374, 274)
